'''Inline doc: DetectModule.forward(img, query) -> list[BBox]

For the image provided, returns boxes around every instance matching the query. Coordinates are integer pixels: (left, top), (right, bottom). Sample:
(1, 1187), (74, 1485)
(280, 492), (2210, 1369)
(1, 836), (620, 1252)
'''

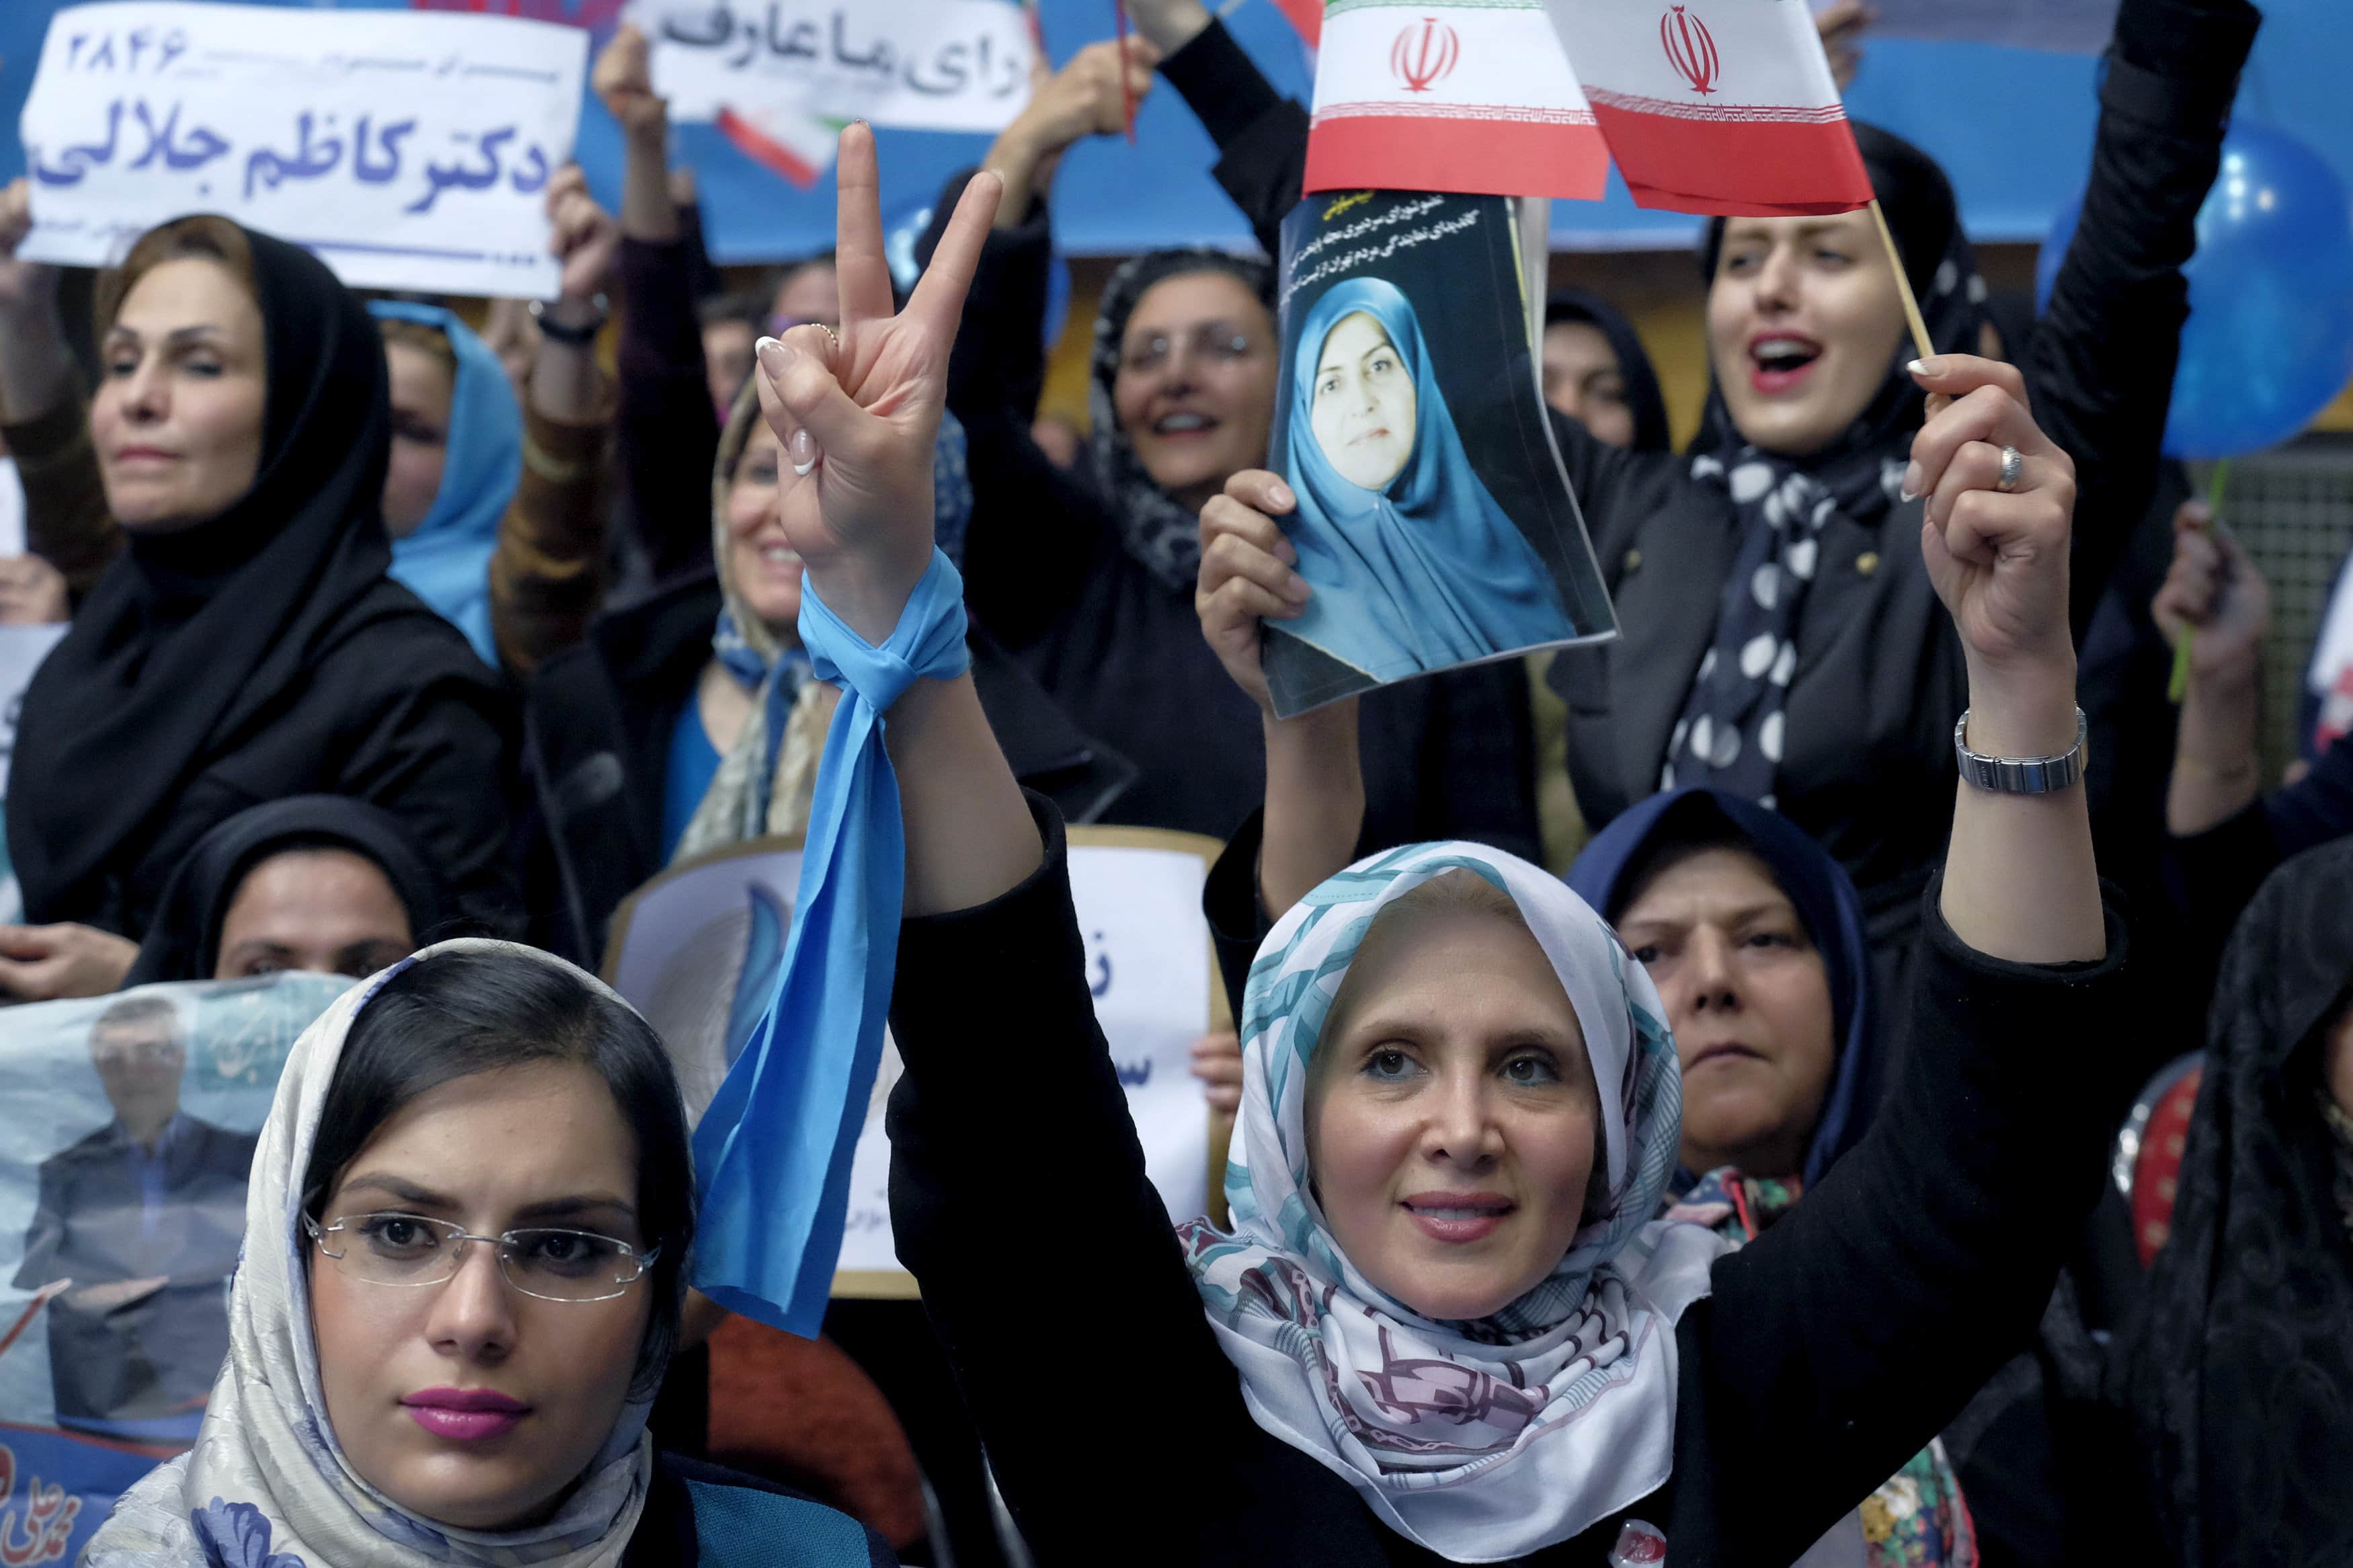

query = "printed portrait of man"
(13, 993), (255, 1437)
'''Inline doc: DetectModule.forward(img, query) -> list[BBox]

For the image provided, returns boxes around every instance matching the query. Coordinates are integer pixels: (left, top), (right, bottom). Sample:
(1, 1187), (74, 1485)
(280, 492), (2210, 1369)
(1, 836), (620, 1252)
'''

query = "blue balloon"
(2038, 120), (2353, 460)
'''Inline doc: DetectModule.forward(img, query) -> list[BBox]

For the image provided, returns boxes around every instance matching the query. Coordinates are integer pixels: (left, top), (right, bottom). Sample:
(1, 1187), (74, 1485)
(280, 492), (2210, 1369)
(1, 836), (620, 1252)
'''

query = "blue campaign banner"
(0, 975), (347, 1557)
(0, 0), (2344, 259)
(0, 1421), (176, 1566)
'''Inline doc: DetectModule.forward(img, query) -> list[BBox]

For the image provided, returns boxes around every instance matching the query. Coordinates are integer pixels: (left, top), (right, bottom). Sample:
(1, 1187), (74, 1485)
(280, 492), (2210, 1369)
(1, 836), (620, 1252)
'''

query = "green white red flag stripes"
(1302, 1), (1610, 200)
(1540, 0), (1872, 215)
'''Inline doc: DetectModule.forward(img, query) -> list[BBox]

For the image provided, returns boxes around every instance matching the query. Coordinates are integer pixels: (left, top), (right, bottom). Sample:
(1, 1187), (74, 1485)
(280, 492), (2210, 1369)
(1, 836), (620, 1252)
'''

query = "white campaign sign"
(836, 842), (1216, 1282)
(635, 0), (1034, 135)
(19, 3), (588, 298)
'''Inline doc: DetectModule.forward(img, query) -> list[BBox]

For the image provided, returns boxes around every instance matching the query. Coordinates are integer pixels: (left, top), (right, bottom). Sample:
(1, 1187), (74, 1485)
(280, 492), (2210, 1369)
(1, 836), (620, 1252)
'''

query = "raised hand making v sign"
(748, 124), (1040, 916)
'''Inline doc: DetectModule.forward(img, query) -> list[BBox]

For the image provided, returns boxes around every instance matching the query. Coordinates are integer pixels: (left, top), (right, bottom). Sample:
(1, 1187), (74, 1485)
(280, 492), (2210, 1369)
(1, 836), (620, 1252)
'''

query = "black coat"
(520, 575), (1138, 968)
(1160, 3), (2255, 950)
(884, 800), (2131, 1566)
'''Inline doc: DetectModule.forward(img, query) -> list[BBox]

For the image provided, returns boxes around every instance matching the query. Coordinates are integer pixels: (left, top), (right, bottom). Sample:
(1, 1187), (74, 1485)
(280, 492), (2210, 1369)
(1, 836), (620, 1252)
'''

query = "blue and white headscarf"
(369, 302), (521, 669)
(676, 382), (973, 862)
(1179, 842), (1724, 1560)
(86, 941), (652, 1567)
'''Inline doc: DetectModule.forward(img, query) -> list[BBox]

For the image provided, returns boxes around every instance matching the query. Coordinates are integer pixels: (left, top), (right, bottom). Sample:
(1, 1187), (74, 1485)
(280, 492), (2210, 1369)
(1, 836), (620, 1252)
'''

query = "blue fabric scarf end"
(690, 548), (970, 1335)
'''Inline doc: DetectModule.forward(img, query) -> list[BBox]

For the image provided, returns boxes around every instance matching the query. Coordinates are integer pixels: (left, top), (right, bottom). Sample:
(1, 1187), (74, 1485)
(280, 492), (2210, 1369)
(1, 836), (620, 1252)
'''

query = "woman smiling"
(737, 122), (2124, 1563)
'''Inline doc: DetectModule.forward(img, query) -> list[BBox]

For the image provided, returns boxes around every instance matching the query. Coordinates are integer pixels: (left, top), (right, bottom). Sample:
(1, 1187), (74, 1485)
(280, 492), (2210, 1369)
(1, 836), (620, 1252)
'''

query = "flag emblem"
(1661, 6), (1720, 95)
(1390, 17), (1461, 94)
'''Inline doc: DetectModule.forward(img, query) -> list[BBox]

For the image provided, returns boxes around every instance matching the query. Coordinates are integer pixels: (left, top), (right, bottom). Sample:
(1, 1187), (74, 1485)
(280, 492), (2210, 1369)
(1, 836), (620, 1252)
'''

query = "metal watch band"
(1952, 707), (2088, 795)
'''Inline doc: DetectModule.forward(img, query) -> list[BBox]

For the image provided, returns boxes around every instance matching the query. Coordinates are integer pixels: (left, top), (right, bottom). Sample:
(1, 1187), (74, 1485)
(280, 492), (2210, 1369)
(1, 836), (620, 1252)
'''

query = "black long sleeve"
(616, 232), (723, 585)
(2159, 726), (2353, 1013)
(887, 797), (1248, 1565)
(1158, 19), (1308, 259)
(2030, 0), (2260, 640)
(1696, 884), (2135, 1565)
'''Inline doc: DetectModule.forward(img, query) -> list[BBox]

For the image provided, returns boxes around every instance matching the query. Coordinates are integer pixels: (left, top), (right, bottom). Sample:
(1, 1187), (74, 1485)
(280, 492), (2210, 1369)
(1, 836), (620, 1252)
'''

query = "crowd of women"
(0, 0), (2346, 1559)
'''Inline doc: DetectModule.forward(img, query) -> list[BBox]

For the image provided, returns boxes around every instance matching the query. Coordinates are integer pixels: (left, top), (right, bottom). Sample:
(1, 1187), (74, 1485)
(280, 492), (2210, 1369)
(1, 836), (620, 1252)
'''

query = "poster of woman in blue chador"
(1265, 194), (1614, 716)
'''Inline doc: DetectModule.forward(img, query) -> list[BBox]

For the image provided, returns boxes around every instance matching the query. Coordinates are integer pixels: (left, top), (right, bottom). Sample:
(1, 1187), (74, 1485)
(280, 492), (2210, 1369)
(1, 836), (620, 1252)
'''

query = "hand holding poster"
(634, 0), (1036, 136)
(1264, 190), (1614, 717)
(17, 3), (588, 298)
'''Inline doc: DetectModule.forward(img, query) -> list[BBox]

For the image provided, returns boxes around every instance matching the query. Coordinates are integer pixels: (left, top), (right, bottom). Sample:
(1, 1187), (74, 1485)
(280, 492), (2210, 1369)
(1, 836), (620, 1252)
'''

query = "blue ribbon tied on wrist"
(690, 547), (970, 1334)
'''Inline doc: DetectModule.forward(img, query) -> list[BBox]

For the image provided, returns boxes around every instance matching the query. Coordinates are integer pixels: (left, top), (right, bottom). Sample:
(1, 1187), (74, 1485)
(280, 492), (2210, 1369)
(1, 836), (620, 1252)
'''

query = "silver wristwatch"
(1952, 707), (2087, 794)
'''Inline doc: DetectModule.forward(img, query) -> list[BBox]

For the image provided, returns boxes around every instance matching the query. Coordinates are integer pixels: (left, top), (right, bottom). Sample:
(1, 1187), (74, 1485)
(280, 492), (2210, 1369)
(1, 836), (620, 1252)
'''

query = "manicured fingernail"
(1269, 481), (1295, 510)
(1900, 461), (1923, 501)
(788, 427), (815, 466)
(1908, 357), (1940, 376)
(1285, 572), (1311, 602)
(756, 335), (794, 376)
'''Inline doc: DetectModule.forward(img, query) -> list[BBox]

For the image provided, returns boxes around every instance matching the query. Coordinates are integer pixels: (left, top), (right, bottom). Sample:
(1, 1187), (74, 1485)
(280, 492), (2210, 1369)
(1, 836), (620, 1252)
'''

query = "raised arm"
(1693, 356), (2121, 1560)
(750, 130), (1038, 910)
(597, 24), (721, 584)
(1129, 0), (1306, 256)
(489, 166), (620, 676)
(758, 136), (1242, 1557)
(1197, 467), (1364, 917)
(2028, 0), (2260, 637)
(1909, 356), (2104, 962)
(0, 179), (121, 598)
(912, 42), (1156, 643)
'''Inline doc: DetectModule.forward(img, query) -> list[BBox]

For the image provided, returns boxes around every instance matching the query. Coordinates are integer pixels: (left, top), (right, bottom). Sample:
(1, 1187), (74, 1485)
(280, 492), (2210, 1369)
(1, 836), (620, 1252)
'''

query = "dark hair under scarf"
(2118, 838), (2353, 1565)
(1566, 787), (1878, 1189)
(122, 795), (455, 987)
(1543, 288), (1672, 454)
(1086, 247), (1275, 593)
(9, 220), (446, 928)
(1665, 124), (1989, 802)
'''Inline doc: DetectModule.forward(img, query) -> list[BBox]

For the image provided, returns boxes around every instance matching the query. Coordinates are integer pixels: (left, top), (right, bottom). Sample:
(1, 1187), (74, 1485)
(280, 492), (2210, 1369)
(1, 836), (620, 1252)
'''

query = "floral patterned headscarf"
(86, 941), (655, 1568)
(1179, 841), (1725, 1559)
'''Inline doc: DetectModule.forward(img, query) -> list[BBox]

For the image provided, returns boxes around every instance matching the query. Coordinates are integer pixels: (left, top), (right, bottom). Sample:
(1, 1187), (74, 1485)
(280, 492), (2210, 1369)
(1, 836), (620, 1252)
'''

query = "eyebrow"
(335, 1173), (639, 1224)
(104, 323), (235, 346)
(1622, 900), (1802, 934)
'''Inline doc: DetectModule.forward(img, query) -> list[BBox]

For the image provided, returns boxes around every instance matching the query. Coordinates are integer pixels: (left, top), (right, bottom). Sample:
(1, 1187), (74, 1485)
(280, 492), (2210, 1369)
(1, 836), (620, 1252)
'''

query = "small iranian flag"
(1543, 0), (1871, 216)
(1302, 0), (1610, 200)
(717, 105), (842, 192)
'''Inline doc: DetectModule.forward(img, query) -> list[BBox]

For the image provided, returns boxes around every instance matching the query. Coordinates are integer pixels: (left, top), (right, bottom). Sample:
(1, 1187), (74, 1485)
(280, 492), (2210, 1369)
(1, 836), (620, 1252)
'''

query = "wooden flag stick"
(1869, 198), (1936, 364)
(1112, 0), (1138, 143)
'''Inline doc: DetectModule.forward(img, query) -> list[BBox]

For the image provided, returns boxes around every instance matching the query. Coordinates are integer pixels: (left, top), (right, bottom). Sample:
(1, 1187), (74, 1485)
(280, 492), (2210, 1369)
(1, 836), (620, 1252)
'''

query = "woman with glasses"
(85, 940), (893, 1567)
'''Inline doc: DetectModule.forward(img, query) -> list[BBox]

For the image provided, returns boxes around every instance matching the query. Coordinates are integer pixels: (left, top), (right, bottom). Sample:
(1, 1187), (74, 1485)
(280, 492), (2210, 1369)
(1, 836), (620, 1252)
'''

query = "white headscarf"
(1178, 843), (1726, 1561)
(87, 939), (655, 1567)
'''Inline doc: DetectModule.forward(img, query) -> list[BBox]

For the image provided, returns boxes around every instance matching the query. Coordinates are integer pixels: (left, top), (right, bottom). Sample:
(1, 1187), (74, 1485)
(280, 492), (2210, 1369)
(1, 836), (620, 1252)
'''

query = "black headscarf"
(1542, 288), (1671, 454)
(2118, 838), (2353, 1567)
(9, 221), (407, 928)
(1665, 125), (1988, 802)
(1085, 247), (1275, 593)
(121, 794), (454, 987)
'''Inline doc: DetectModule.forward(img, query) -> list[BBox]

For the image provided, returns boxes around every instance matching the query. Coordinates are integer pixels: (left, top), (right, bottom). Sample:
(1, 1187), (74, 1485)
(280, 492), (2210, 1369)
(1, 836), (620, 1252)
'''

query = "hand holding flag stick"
(1113, 1), (1138, 142)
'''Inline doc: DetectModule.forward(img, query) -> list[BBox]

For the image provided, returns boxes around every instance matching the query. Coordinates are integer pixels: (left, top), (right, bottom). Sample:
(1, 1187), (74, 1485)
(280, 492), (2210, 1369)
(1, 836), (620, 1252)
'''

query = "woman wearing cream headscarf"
(85, 940), (892, 1565)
